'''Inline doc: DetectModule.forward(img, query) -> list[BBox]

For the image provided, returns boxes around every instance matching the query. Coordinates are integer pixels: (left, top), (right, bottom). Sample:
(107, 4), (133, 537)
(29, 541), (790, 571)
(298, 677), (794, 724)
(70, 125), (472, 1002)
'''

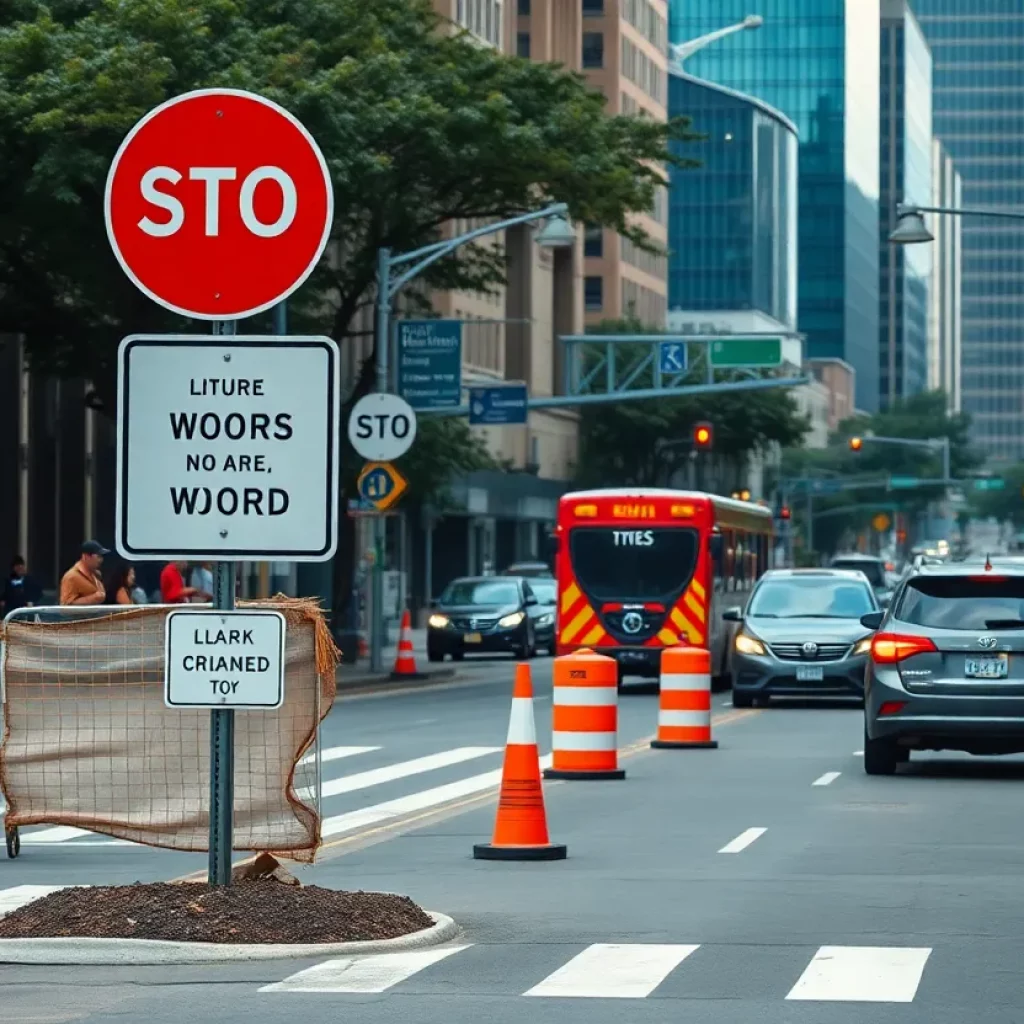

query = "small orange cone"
(358, 633), (369, 658)
(474, 664), (567, 861)
(390, 609), (426, 680)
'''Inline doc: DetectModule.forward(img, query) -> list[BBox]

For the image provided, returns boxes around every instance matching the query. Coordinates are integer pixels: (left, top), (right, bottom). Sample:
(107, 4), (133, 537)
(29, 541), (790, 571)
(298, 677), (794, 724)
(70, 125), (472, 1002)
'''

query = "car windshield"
(569, 527), (699, 602)
(530, 580), (556, 605)
(896, 575), (1024, 630)
(747, 577), (875, 619)
(830, 558), (886, 588)
(440, 580), (519, 606)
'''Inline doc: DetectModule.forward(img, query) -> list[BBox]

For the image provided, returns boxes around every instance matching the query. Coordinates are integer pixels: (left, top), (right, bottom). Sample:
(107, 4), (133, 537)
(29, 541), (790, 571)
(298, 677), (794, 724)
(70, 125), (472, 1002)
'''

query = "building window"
(584, 223), (603, 258)
(585, 275), (603, 310)
(582, 32), (604, 68)
(517, 31), (530, 57)
(582, 0), (603, 13)
(518, 0), (530, 13)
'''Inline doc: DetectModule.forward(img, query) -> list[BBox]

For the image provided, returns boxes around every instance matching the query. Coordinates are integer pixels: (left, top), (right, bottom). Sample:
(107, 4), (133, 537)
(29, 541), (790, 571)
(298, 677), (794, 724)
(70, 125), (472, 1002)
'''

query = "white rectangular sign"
(116, 334), (340, 561)
(165, 609), (286, 710)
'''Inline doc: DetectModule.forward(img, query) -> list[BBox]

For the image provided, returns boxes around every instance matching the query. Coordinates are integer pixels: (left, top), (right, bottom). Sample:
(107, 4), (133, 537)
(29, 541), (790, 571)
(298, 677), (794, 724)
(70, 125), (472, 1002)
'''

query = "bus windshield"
(569, 527), (699, 602)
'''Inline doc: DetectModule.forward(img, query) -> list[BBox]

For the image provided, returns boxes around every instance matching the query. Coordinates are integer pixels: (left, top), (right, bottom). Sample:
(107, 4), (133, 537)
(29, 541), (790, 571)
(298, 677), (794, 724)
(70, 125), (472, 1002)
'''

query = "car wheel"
(427, 644), (444, 663)
(732, 688), (754, 709)
(452, 649), (465, 662)
(864, 728), (899, 775)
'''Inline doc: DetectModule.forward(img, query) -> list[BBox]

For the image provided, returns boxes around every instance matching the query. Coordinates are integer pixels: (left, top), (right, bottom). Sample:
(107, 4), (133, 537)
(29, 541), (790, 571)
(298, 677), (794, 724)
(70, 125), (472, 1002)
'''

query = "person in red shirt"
(160, 561), (199, 604)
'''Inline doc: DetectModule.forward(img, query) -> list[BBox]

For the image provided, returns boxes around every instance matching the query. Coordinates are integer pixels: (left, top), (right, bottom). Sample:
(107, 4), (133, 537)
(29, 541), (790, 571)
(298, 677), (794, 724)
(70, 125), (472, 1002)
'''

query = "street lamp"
(366, 202), (575, 671)
(668, 14), (764, 64)
(889, 203), (1024, 246)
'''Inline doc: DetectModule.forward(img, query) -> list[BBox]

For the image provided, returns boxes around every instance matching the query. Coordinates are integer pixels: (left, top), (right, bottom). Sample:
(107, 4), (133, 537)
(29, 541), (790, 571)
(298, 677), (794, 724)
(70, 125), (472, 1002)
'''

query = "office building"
(671, 0), (882, 411)
(575, 0), (670, 328)
(929, 138), (962, 413)
(914, 1), (1023, 458)
(666, 69), (798, 334)
(880, 0), (933, 408)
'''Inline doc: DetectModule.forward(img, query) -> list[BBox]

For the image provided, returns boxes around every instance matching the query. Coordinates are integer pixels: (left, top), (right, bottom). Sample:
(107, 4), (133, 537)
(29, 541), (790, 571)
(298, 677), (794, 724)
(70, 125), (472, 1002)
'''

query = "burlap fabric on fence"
(0, 597), (338, 861)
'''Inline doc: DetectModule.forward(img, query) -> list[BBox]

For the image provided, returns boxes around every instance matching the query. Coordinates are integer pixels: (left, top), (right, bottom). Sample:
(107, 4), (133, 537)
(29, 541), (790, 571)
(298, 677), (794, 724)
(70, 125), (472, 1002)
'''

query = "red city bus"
(552, 488), (775, 684)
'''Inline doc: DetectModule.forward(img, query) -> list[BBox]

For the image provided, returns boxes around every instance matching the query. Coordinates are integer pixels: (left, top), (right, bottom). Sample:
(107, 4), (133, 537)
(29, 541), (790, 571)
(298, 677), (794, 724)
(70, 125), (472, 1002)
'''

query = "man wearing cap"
(59, 541), (109, 606)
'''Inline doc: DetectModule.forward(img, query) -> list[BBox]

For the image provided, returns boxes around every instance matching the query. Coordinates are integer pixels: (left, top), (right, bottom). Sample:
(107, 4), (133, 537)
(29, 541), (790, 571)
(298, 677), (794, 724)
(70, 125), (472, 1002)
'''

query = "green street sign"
(973, 477), (1005, 491)
(710, 338), (783, 367)
(888, 476), (922, 489)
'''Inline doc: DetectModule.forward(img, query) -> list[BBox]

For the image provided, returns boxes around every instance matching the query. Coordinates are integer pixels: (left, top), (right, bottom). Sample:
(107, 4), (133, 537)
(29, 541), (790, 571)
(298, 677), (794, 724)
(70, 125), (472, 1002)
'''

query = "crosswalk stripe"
(523, 943), (701, 999)
(786, 945), (932, 1002)
(301, 745), (381, 765)
(0, 885), (78, 916)
(320, 753), (554, 838)
(320, 747), (501, 799)
(259, 944), (473, 993)
(15, 825), (94, 844)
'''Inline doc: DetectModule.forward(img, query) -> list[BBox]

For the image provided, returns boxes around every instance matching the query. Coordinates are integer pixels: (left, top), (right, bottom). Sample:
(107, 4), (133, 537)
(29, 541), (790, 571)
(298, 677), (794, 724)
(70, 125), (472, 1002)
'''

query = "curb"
(0, 911), (460, 965)
(336, 667), (456, 693)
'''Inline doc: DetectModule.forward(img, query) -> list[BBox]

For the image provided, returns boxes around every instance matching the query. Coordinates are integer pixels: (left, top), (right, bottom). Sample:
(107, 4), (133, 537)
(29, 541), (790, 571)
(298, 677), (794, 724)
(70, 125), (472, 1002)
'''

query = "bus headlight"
(428, 614), (450, 629)
(734, 632), (766, 656)
(498, 611), (525, 628)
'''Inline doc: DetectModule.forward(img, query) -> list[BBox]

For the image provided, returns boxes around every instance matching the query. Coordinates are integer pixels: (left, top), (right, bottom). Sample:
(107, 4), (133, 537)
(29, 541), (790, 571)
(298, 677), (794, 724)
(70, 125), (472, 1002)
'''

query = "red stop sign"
(105, 89), (333, 320)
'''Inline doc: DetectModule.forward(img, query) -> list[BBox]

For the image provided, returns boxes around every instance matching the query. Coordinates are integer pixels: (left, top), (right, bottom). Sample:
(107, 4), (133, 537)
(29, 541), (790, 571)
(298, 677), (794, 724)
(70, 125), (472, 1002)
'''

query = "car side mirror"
(525, 595), (538, 606)
(860, 611), (884, 630)
(722, 606), (743, 622)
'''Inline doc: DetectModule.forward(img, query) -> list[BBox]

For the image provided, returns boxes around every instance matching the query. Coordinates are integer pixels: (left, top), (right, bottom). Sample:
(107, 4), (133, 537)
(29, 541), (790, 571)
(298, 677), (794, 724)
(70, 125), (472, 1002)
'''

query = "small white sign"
(348, 392), (417, 461)
(165, 609), (286, 709)
(116, 334), (340, 561)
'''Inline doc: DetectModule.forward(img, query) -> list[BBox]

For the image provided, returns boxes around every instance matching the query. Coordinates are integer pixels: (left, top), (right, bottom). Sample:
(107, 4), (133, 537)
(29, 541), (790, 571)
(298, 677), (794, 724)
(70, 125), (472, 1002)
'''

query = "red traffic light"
(779, 506), (791, 520)
(693, 421), (713, 449)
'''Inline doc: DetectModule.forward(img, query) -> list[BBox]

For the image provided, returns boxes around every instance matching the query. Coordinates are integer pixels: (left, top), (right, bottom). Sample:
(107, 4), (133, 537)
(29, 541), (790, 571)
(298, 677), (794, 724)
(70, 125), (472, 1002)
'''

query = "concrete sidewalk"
(334, 627), (456, 690)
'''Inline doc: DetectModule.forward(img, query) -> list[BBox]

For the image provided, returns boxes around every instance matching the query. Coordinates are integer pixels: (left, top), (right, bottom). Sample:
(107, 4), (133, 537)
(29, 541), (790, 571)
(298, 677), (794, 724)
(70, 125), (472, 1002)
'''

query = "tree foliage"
(575, 318), (809, 487)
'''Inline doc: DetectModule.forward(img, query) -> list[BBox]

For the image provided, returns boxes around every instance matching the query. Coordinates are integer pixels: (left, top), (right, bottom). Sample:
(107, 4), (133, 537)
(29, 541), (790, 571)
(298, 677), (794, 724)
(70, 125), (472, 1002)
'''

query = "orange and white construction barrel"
(650, 645), (717, 750)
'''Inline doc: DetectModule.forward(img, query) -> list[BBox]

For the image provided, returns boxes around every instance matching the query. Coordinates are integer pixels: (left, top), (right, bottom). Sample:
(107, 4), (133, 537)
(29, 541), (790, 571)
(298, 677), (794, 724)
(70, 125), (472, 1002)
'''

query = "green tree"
(0, 0), (699, 626)
(575, 317), (809, 487)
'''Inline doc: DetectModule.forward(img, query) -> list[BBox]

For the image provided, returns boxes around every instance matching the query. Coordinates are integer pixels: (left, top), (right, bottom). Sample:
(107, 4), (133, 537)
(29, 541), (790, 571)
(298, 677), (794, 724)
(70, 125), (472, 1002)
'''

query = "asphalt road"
(4, 656), (1024, 1023)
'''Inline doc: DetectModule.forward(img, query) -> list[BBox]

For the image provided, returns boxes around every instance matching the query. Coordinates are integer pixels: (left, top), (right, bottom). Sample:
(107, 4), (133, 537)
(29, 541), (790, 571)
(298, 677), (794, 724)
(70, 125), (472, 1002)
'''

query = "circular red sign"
(105, 89), (333, 320)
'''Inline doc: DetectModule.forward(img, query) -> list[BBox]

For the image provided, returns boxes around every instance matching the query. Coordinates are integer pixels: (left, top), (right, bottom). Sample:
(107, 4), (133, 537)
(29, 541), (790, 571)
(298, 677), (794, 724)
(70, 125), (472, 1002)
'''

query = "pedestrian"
(59, 541), (108, 606)
(159, 560), (199, 604)
(1, 556), (42, 618)
(189, 561), (214, 603)
(104, 563), (138, 606)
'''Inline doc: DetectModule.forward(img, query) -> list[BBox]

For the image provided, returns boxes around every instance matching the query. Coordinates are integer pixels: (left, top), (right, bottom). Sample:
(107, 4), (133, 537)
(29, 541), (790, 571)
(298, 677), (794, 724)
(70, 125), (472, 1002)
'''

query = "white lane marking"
(21, 835), (133, 847)
(0, 884), (78, 917)
(320, 747), (501, 799)
(14, 825), (93, 843)
(812, 771), (841, 786)
(321, 754), (554, 838)
(260, 944), (473, 993)
(721, 700), (733, 707)
(302, 745), (380, 765)
(786, 945), (932, 1002)
(718, 827), (767, 853)
(853, 750), (864, 756)
(524, 943), (700, 999)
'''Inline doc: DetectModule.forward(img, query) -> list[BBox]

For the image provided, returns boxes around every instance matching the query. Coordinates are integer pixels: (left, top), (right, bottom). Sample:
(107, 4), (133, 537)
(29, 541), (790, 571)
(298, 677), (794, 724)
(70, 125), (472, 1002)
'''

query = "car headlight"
(498, 611), (525, 628)
(428, 614), (450, 628)
(535, 613), (554, 627)
(734, 632), (766, 656)
(852, 636), (872, 656)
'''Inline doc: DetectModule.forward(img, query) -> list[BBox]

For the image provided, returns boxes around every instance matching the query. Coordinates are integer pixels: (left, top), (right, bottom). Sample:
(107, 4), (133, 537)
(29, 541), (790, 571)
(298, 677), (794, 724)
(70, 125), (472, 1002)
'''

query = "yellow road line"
(170, 705), (760, 882)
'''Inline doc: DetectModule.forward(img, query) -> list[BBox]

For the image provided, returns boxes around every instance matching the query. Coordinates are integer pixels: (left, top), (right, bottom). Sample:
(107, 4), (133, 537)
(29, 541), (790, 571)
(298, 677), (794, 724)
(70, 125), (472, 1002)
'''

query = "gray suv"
(862, 562), (1024, 774)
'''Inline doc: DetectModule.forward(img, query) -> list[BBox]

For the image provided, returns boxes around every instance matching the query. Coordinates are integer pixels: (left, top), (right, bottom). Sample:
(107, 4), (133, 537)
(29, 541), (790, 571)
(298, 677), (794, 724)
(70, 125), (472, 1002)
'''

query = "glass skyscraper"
(914, 0), (1024, 460)
(667, 71), (798, 329)
(880, 0), (933, 407)
(670, 0), (882, 411)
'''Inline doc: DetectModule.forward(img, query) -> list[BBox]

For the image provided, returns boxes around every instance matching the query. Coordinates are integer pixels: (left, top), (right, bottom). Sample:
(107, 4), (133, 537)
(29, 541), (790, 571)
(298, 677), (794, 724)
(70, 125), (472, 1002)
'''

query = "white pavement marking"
(302, 745), (381, 765)
(260, 945), (473, 993)
(721, 700), (733, 707)
(320, 747), (501, 799)
(812, 771), (842, 786)
(321, 754), (554, 838)
(718, 827), (767, 853)
(0, 885), (78, 916)
(20, 836), (133, 847)
(786, 946), (932, 1002)
(15, 825), (94, 844)
(853, 750), (864, 756)
(524, 943), (700, 999)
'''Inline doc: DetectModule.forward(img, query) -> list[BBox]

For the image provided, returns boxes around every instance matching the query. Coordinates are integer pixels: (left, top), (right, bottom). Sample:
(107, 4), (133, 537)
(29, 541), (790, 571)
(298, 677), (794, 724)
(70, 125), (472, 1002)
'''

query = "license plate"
(464, 632), (482, 644)
(965, 654), (1008, 679)
(796, 665), (824, 681)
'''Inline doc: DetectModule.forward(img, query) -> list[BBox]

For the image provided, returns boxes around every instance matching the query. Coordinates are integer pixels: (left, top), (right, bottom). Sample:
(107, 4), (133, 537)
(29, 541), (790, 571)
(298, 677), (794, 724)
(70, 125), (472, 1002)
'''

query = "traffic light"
(693, 421), (713, 450)
(849, 436), (863, 452)
(779, 505), (791, 520)
(740, 489), (751, 501)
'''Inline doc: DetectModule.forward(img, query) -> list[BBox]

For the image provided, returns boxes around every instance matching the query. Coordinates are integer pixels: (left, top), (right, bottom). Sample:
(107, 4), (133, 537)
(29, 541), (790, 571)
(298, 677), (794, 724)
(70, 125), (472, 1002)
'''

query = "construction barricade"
(650, 645), (717, 750)
(0, 597), (337, 860)
(390, 608), (426, 680)
(544, 649), (625, 780)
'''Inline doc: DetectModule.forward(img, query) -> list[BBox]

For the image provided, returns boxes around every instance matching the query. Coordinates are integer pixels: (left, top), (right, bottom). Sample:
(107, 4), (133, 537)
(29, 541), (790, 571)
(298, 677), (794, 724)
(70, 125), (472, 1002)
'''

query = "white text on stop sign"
(138, 166), (297, 238)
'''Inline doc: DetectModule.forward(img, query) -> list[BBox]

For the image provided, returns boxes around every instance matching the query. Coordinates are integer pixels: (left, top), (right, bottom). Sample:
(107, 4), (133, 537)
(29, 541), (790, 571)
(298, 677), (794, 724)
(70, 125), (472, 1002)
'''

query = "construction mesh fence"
(0, 597), (337, 861)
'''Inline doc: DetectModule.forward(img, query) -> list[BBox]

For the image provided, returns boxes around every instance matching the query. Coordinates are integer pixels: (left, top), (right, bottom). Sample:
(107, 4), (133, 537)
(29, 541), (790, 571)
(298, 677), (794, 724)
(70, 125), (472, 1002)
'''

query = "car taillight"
(871, 632), (937, 664)
(879, 701), (907, 716)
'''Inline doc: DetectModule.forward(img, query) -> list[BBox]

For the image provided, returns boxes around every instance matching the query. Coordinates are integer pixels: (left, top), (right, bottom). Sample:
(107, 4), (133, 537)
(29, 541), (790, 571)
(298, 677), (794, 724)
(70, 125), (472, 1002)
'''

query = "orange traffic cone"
(390, 609), (426, 680)
(474, 664), (567, 861)
(358, 633), (369, 658)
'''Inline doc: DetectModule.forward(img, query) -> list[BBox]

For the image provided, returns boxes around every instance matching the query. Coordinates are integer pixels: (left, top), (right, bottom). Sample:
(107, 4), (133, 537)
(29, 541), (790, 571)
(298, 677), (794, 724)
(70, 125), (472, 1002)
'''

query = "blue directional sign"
(659, 341), (688, 375)
(397, 319), (462, 409)
(469, 384), (528, 425)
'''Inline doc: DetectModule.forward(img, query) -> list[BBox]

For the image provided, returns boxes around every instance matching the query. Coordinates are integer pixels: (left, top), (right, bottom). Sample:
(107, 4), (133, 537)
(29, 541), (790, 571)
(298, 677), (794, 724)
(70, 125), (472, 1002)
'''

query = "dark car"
(525, 576), (556, 655)
(829, 553), (893, 606)
(724, 568), (879, 707)
(862, 561), (1024, 774)
(427, 576), (539, 661)
(501, 562), (553, 578)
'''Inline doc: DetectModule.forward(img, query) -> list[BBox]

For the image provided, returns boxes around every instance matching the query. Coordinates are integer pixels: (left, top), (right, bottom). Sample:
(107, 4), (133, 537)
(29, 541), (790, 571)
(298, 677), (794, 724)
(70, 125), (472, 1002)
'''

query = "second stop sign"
(105, 88), (333, 320)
